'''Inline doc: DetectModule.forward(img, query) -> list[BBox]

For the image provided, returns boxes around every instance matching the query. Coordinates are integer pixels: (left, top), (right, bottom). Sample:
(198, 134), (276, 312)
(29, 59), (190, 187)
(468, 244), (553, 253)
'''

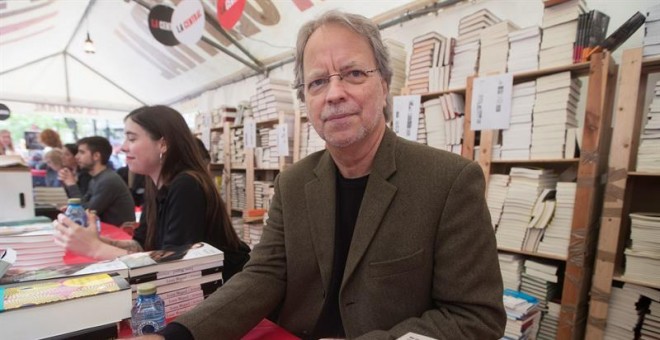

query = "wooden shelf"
(491, 158), (579, 164)
(255, 167), (280, 171)
(498, 247), (567, 261)
(613, 275), (660, 290)
(628, 171), (660, 177)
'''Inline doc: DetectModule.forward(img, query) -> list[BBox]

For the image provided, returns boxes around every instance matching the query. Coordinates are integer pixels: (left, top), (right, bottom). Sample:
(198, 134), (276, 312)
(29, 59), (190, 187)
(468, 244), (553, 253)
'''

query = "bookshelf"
(444, 51), (617, 340)
(586, 48), (660, 339)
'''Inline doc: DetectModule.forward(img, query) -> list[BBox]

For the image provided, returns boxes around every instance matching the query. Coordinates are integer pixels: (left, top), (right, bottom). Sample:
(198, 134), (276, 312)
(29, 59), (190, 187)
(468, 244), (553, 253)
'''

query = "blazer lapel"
(305, 151), (337, 292)
(342, 129), (398, 286)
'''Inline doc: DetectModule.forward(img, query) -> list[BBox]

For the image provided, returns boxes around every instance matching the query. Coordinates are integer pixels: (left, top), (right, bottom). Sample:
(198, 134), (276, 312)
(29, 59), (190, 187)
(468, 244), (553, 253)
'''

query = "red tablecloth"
(63, 222), (132, 265)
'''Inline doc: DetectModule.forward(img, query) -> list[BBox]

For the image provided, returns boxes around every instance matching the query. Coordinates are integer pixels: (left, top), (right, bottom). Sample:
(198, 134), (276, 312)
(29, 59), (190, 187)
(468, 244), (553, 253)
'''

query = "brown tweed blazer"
(176, 128), (505, 339)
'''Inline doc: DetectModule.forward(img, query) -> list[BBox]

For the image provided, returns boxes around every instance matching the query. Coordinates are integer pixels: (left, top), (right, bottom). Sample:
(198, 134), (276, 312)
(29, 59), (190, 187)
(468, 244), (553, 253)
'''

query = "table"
(63, 222), (132, 264)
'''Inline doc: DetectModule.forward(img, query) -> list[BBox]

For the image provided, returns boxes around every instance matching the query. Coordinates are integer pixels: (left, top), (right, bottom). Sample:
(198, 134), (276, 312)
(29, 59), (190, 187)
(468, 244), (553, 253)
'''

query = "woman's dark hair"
(124, 105), (239, 251)
(64, 143), (78, 155)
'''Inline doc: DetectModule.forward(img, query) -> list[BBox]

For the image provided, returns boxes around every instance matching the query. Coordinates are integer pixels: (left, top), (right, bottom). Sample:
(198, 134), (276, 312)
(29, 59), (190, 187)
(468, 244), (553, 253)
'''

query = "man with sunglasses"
(152, 10), (505, 340)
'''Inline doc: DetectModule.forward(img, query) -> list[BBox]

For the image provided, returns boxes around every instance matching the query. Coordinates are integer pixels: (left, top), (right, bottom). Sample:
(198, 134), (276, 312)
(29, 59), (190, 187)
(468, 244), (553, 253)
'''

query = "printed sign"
(277, 124), (289, 157)
(392, 95), (421, 141)
(470, 73), (513, 131)
(244, 119), (256, 149)
(148, 5), (178, 46)
(172, 0), (205, 45)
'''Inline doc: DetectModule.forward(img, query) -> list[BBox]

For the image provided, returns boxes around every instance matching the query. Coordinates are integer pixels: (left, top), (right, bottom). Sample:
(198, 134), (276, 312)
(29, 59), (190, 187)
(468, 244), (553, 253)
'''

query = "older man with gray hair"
(149, 10), (505, 340)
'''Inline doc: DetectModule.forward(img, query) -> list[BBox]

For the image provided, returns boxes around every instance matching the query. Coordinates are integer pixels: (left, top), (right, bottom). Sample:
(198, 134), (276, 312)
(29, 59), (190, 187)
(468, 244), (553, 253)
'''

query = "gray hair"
(294, 10), (393, 122)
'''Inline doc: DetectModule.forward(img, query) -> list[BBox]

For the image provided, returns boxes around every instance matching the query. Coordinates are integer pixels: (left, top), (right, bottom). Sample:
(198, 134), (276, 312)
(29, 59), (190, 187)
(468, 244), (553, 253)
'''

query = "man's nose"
(325, 76), (347, 104)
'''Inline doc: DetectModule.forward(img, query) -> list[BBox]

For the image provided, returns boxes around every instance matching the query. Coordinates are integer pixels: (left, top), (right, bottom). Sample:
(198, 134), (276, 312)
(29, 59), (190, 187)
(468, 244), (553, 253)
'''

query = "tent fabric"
(0, 0), (421, 114)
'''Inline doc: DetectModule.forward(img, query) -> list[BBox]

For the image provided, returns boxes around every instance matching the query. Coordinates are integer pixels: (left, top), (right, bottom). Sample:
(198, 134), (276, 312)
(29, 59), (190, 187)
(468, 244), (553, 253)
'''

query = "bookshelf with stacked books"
(587, 47), (660, 339)
(411, 4), (618, 339)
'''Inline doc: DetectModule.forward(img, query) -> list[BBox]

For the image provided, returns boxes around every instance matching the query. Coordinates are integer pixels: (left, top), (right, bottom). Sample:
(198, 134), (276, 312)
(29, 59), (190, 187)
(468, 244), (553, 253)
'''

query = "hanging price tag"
(277, 124), (289, 157)
(244, 119), (256, 149)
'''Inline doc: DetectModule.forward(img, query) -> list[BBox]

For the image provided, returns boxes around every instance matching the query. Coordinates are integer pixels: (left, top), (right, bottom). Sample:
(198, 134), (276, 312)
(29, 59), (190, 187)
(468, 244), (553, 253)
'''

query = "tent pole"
(0, 52), (61, 77)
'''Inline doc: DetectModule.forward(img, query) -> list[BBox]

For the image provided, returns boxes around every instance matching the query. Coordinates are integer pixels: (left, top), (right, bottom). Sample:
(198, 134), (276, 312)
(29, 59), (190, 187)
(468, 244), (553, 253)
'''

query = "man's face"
(0, 132), (11, 146)
(76, 144), (96, 171)
(302, 23), (388, 149)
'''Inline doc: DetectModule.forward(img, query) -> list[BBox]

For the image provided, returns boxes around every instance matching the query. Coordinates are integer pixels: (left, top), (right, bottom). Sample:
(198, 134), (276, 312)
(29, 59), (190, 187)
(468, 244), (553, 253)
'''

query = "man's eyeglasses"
(296, 68), (379, 95)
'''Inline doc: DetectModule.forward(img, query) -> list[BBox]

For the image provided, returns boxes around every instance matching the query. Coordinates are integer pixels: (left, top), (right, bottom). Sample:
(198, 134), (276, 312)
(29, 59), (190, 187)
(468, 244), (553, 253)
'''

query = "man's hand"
(123, 335), (165, 340)
(58, 168), (77, 186)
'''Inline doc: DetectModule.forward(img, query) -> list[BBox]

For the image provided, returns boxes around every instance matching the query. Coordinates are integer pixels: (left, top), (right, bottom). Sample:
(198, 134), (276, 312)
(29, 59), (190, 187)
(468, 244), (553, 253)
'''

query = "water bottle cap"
(67, 198), (82, 205)
(137, 282), (157, 295)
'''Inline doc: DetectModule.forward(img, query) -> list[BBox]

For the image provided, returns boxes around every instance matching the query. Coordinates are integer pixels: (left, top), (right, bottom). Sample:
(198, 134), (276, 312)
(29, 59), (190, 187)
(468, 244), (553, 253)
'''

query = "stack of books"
(254, 180), (275, 211)
(498, 253), (523, 291)
(210, 130), (224, 164)
(0, 221), (64, 270)
(502, 289), (542, 340)
(252, 78), (294, 122)
(32, 187), (68, 207)
(384, 39), (407, 96)
(522, 188), (557, 252)
(531, 71), (581, 160)
(644, 4), (660, 57)
(0, 273), (131, 339)
(230, 127), (245, 167)
(538, 182), (577, 257)
(407, 32), (446, 95)
(636, 80), (660, 172)
(624, 212), (660, 283)
(231, 217), (246, 244)
(538, 301), (561, 339)
(255, 127), (280, 169)
(508, 26), (542, 73)
(449, 9), (500, 89)
(573, 10), (610, 63)
(119, 243), (224, 321)
(497, 167), (557, 250)
(604, 285), (644, 339)
(478, 20), (518, 75)
(299, 121), (325, 159)
(539, 0), (587, 68)
(194, 106), (236, 131)
(633, 284), (660, 339)
(417, 107), (428, 145)
(230, 172), (246, 211)
(501, 81), (536, 160)
(422, 98), (446, 150)
(520, 259), (561, 311)
(486, 174), (510, 230)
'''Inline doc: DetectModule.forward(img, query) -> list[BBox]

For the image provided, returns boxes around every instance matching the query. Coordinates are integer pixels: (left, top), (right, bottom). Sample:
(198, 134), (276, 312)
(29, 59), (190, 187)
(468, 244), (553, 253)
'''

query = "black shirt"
(311, 171), (369, 339)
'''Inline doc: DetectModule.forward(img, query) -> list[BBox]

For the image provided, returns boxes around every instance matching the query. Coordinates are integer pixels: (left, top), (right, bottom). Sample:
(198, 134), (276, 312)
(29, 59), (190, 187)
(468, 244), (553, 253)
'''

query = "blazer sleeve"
(358, 161), (506, 339)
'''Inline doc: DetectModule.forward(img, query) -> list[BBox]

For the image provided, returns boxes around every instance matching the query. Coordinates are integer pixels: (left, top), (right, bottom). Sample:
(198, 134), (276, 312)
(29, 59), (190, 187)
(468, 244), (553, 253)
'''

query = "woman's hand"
(53, 212), (102, 258)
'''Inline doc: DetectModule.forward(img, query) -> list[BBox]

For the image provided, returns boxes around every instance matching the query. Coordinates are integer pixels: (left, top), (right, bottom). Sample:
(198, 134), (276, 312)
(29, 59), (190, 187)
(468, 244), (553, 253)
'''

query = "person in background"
(116, 165), (145, 207)
(43, 148), (64, 187)
(38, 128), (63, 150)
(141, 10), (505, 340)
(0, 129), (16, 156)
(54, 106), (249, 282)
(62, 143), (92, 198)
(56, 136), (135, 226)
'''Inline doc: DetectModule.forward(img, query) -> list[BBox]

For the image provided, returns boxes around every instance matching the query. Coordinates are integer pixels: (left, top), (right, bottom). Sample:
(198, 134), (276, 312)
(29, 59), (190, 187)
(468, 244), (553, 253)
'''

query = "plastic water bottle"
(131, 283), (166, 336)
(65, 198), (87, 227)
(89, 210), (102, 233)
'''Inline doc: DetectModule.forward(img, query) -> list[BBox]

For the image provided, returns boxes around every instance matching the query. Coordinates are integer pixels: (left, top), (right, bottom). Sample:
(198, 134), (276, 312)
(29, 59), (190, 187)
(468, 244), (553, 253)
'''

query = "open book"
(118, 242), (224, 278)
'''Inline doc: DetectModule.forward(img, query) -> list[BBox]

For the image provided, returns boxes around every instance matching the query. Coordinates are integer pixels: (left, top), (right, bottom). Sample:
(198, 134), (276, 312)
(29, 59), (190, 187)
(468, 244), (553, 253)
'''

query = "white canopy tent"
(0, 0), (448, 119)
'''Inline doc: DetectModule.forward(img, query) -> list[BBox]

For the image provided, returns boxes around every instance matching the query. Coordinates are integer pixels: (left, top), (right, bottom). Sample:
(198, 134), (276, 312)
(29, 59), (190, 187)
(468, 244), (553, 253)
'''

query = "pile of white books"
(33, 187), (68, 207)
(497, 167), (557, 250)
(501, 81), (536, 160)
(449, 9), (500, 89)
(254, 180), (274, 211)
(644, 4), (660, 58)
(634, 284), (660, 340)
(520, 259), (560, 310)
(407, 32), (447, 95)
(252, 78), (295, 122)
(531, 71), (581, 160)
(422, 98), (446, 150)
(508, 26), (542, 73)
(230, 127), (245, 166)
(417, 107), (428, 145)
(636, 80), (660, 172)
(604, 285), (644, 340)
(539, 0), (587, 68)
(623, 212), (660, 283)
(210, 130), (224, 164)
(486, 174), (510, 230)
(384, 39), (407, 96)
(299, 122), (325, 159)
(538, 182), (577, 257)
(230, 172), (246, 211)
(538, 301), (561, 339)
(498, 253), (523, 291)
(478, 21), (518, 75)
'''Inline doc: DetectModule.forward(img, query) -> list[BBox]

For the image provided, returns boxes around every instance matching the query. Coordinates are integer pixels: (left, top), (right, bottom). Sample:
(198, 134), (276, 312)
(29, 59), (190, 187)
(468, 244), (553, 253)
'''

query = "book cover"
(118, 242), (224, 277)
(0, 273), (129, 311)
(0, 258), (128, 287)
